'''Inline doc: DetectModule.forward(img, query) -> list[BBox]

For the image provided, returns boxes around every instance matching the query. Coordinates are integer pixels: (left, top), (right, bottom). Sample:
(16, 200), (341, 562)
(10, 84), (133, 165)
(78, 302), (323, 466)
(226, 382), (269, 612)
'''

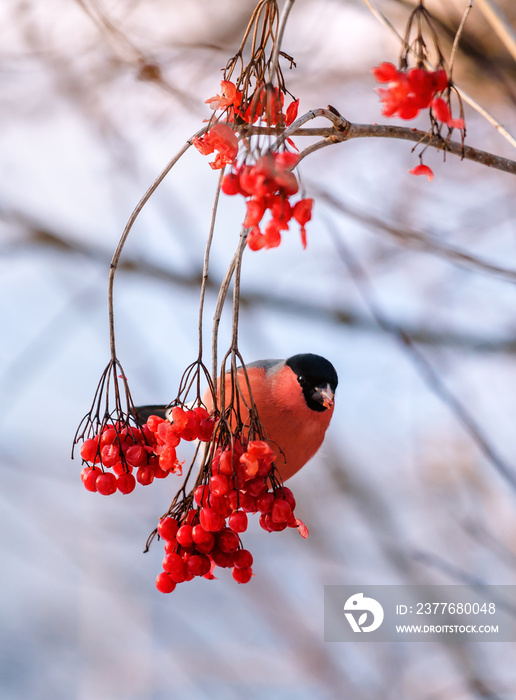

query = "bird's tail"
(132, 405), (168, 424)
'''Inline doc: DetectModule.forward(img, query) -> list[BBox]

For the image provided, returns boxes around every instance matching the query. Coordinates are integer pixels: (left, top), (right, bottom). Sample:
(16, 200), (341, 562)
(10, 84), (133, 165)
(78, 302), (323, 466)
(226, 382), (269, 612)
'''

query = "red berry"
(233, 549), (253, 569)
(244, 477), (267, 498)
(146, 415), (164, 432)
(247, 227), (266, 251)
(259, 513), (288, 532)
(228, 510), (248, 533)
(112, 461), (129, 476)
(208, 494), (227, 515)
(217, 528), (240, 553)
(286, 513), (298, 528)
(194, 485), (209, 507)
(221, 172), (240, 196)
(192, 524), (213, 547)
(100, 443), (120, 467)
(185, 509), (198, 526)
(219, 450), (235, 475)
(197, 419), (215, 442)
(82, 466), (100, 492)
(157, 517), (179, 541)
(176, 524), (194, 548)
(159, 446), (177, 472)
(226, 489), (239, 512)
(80, 438), (99, 464)
(136, 466), (154, 486)
(195, 538), (215, 554)
(372, 61), (399, 83)
(186, 554), (211, 577)
(162, 553), (186, 582)
(125, 445), (147, 468)
(293, 198), (313, 227)
(257, 492), (274, 514)
(271, 498), (292, 523)
(259, 513), (274, 532)
(96, 472), (117, 496)
(117, 472), (136, 494)
(199, 507), (224, 532)
(240, 493), (257, 513)
(157, 422), (181, 448)
(155, 572), (176, 593)
(232, 566), (253, 584)
(209, 474), (230, 497)
(100, 427), (117, 446)
(243, 198), (266, 227)
(210, 547), (234, 568)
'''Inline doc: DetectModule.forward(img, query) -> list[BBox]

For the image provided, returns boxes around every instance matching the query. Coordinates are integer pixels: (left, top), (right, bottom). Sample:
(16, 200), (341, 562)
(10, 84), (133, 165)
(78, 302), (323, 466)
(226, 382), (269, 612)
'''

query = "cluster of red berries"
(372, 62), (464, 130)
(155, 438), (308, 593)
(222, 153), (313, 250)
(79, 407), (215, 496)
(193, 79), (313, 250)
(205, 79), (299, 128)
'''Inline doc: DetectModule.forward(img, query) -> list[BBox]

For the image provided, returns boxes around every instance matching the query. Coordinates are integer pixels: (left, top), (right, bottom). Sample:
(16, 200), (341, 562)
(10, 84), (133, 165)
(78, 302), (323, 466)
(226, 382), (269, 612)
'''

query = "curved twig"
(108, 125), (208, 362)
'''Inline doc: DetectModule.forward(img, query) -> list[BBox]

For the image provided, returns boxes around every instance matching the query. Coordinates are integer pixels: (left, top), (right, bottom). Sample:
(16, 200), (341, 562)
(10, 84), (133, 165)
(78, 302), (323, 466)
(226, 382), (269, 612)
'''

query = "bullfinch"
(136, 353), (338, 482)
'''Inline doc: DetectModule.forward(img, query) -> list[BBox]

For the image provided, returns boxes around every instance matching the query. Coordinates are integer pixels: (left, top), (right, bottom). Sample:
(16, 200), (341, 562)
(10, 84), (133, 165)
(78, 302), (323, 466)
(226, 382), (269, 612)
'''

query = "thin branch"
(268, 0), (296, 84)
(211, 253), (238, 389)
(449, 1), (473, 76)
(309, 119), (516, 173)
(237, 118), (516, 175)
(198, 169), (225, 360)
(108, 126), (208, 362)
(230, 228), (250, 351)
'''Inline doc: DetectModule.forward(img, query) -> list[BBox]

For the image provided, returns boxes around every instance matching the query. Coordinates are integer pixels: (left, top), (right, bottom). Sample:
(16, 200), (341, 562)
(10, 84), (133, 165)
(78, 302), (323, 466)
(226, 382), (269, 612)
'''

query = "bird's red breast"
(205, 362), (335, 481)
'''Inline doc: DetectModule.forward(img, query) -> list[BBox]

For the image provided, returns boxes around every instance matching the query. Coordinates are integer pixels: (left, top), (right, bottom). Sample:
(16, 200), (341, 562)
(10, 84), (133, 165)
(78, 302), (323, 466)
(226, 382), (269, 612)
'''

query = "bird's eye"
(298, 375), (305, 385)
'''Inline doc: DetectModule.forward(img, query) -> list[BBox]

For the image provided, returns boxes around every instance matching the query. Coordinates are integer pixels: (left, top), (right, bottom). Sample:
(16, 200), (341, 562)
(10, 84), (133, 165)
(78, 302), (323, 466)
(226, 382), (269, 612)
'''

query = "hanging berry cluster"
(74, 358), (309, 592)
(192, 0), (313, 250)
(371, 0), (465, 181)
(153, 436), (308, 594)
(372, 62), (463, 130)
(79, 406), (215, 495)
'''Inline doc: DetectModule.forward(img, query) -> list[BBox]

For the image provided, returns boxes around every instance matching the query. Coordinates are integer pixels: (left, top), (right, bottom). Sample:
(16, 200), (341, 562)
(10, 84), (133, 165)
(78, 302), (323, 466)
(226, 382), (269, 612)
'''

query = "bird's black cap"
(286, 353), (338, 412)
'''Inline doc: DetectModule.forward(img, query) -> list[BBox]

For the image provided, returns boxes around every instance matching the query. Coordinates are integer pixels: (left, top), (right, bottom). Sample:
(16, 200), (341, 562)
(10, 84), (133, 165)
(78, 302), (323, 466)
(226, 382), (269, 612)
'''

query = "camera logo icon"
(344, 593), (384, 632)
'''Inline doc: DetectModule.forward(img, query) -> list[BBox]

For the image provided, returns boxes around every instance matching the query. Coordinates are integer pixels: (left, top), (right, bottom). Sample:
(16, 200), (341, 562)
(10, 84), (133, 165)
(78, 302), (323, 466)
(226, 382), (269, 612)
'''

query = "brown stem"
(108, 125), (209, 362)
(268, 0), (296, 84)
(211, 253), (238, 390)
(198, 169), (224, 360)
(234, 114), (516, 174)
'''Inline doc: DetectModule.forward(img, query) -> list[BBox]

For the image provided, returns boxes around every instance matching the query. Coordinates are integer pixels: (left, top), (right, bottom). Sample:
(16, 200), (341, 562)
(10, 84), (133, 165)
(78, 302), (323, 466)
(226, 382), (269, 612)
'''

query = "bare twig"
(108, 126), (208, 362)
(449, 1), (473, 76)
(198, 169), (225, 360)
(237, 117), (516, 175)
(211, 253), (238, 388)
(268, 0), (296, 84)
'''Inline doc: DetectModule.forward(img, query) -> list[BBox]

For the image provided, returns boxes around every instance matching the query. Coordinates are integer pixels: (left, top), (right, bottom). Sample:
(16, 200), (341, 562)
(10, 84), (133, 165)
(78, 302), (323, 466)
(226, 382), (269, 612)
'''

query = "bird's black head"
(285, 353), (338, 413)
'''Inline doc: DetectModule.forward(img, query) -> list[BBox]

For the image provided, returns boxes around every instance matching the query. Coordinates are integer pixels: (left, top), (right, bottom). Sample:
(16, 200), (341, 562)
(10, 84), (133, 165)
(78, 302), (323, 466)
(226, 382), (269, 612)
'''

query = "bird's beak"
(314, 383), (335, 409)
